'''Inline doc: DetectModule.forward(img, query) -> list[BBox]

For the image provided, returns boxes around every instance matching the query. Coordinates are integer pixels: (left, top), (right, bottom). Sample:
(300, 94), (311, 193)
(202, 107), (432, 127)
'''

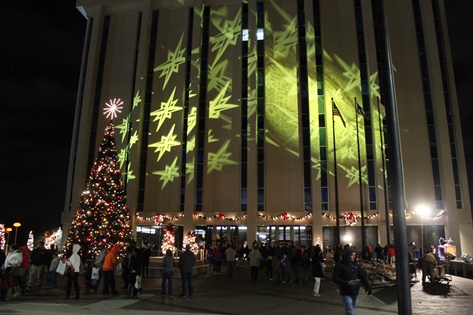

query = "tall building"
(62, 0), (473, 256)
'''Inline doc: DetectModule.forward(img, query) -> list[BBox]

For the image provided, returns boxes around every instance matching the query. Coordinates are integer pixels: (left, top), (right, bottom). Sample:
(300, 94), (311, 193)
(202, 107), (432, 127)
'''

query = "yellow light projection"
(150, 87), (182, 132)
(209, 8), (241, 67)
(152, 156), (179, 189)
(154, 33), (186, 90)
(149, 124), (180, 162)
(208, 81), (239, 119)
(207, 140), (238, 173)
(133, 2), (386, 199)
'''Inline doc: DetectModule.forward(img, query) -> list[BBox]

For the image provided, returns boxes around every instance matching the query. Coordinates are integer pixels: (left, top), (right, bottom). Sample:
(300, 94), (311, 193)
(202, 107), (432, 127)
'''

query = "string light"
(66, 115), (132, 258)
(194, 213), (248, 221)
(135, 213), (184, 225)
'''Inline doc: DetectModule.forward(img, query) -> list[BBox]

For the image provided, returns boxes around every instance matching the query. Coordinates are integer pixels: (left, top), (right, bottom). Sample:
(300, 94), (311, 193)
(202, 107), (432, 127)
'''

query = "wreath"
(344, 212), (358, 226)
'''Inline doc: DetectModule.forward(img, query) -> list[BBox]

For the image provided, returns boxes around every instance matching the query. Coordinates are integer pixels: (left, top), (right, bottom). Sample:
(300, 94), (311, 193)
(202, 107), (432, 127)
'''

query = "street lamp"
(415, 205), (430, 255)
(5, 227), (12, 254)
(13, 222), (21, 245)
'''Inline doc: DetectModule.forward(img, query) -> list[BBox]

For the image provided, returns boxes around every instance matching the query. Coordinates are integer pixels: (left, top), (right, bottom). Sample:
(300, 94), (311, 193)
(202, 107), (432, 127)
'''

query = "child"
(1, 267), (13, 301)
(48, 252), (60, 291)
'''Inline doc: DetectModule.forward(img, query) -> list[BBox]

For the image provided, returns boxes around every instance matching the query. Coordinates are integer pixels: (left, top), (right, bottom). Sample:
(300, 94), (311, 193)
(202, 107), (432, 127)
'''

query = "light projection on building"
(154, 33), (187, 90)
(116, 3), (386, 201)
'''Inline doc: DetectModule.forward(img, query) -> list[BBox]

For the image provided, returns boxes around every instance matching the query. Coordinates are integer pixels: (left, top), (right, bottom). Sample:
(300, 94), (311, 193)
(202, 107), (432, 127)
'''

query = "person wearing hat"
(332, 246), (371, 315)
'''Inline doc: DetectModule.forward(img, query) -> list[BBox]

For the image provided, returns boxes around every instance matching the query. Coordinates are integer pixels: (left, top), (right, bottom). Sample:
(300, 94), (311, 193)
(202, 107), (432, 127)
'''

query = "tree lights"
(66, 112), (132, 258)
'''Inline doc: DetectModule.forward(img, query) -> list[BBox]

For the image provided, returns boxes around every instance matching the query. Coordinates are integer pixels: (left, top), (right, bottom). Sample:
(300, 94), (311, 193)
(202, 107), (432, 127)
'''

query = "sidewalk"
(0, 265), (472, 315)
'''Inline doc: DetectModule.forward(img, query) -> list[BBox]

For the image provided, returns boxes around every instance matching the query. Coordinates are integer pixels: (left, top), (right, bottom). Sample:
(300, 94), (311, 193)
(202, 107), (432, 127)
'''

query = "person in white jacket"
(2, 245), (23, 297)
(2, 245), (22, 270)
(65, 244), (81, 299)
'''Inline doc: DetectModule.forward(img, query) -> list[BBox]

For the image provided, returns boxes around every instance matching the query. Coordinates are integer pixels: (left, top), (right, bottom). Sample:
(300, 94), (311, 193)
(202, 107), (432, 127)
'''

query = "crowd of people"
(0, 241), (151, 301)
(0, 239), (193, 302)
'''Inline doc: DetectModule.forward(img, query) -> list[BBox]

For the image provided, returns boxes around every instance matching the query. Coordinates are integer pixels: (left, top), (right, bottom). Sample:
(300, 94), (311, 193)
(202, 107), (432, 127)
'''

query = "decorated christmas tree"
(161, 223), (175, 255)
(183, 230), (199, 254)
(66, 99), (132, 258)
(45, 228), (63, 250)
(27, 231), (34, 251)
(0, 224), (5, 250)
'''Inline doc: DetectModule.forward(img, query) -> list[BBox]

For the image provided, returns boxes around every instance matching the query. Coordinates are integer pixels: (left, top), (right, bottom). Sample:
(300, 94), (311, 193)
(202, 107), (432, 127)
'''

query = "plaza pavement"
(0, 264), (472, 315)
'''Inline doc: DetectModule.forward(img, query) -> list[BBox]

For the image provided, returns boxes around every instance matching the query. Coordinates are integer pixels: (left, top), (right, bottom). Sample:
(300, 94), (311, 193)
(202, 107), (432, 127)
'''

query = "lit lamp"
(13, 222), (21, 245)
(5, 227), (12, 254)
(415, 205), (430, 255)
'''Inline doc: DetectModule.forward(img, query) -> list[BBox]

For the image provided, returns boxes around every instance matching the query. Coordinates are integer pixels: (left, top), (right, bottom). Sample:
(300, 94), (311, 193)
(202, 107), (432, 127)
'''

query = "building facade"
(62, 0), (473, 256)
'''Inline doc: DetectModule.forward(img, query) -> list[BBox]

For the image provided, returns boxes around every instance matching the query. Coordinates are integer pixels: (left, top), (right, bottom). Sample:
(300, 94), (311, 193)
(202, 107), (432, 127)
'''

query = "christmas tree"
(183, 230), (199, 254)
(27, 231), (34, 251)
(66, 100), (132, 258)
(161, 224), (175, 255)
(0, 224), (5, 250)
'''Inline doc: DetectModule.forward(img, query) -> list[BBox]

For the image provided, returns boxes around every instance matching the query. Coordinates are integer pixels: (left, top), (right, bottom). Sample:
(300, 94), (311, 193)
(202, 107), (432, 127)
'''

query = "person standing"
(102, 245), (121, 295)
(48, 252), (60, 291)
(332, 247), (371, 315)
(311, 245), (325, 297)
(225, 245), (237, 276)
(248, 245), (262, 281)
(214, 246), (223, 274)
(126, 247), (141, 298)
(2, 245), (22, 297)
(28, 241), (47, 290)
(374, 244), (383, 262)
(92, 245), (108, 293)
(206, 246), (215, 275)
(65, 244), (81, 300)
(161, 249), (175, 298)
(141, 245), (151, 278)
(179, 245), (196, 298)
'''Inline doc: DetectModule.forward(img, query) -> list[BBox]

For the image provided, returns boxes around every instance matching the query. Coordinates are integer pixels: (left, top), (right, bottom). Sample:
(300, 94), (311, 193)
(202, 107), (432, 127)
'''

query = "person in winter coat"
(2, 245), (22, 297)
(126, 246), (141, 297)
(102, 245), (121, 295)
(225, 245), (237, 276)
(92, 245), (108, 293)
(332, 246), (371, 315)
(161, 249), (175, 298)
(48, 252), (60, 290)
(28, 241), (48, 290)
(179, 245), (196, 297)
(248, 245), (262, 281)
(65, 244), (81, 299)
(206, 246), (215, 275)
(17, 246), (30, 295)
(311, 245), (325, 297)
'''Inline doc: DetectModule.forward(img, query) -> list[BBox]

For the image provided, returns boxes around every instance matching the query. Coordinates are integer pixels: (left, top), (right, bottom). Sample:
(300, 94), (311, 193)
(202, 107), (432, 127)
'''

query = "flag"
(333, 102), (346, 127)
(356, 103), (365, 116)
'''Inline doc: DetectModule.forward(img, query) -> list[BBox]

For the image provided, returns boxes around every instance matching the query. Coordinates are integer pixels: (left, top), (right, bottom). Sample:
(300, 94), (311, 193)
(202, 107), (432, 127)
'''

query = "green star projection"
(115, 2), (385, 197)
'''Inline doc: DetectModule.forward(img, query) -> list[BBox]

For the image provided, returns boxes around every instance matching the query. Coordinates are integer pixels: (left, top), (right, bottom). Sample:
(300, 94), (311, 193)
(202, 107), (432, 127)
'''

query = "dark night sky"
(0, 0), (472, 246)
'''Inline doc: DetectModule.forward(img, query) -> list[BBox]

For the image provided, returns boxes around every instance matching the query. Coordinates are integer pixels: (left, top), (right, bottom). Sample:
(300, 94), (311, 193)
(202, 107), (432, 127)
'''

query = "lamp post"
(5, 227), (12, 254)
(13, 222), (21, 245)
(415, 205), (430, 255)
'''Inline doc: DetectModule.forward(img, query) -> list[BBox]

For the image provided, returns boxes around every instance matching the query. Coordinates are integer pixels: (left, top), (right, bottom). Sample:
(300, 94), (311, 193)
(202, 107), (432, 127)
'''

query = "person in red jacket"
(387, 245), (396, 265)
(102, 246), (121, 295)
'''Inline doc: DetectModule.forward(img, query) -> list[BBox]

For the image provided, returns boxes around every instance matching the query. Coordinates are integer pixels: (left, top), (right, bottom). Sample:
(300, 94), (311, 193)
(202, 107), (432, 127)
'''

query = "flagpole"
(377, 97), (391, 245)
(332, 99), (341, 246)
(355, 98), (366, 250)
(378, 0), (412, 313)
